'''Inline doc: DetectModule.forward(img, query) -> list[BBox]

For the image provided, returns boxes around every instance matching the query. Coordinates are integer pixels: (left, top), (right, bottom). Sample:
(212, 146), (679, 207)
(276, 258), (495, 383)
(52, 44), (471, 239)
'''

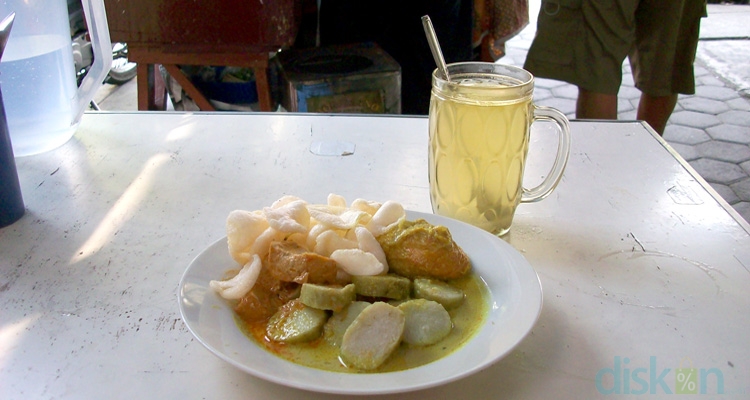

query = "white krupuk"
(330, 248), (385, 276)
(210, 254), (262, 299)
(216, 194), (399, 297)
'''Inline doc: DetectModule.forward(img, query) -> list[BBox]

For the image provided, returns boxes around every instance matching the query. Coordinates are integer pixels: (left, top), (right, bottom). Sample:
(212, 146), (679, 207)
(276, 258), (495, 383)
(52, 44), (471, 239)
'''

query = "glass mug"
(428, 62), (571, 236)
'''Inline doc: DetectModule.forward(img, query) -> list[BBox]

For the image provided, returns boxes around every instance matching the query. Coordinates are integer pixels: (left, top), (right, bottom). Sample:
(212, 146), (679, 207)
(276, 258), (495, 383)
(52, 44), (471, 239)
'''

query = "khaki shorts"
(524, 0), (706, 96)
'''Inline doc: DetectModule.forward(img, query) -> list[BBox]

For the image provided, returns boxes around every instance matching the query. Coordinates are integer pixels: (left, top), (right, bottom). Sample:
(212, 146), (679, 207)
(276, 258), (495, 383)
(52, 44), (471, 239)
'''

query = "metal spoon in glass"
(421, 15), (451, 81)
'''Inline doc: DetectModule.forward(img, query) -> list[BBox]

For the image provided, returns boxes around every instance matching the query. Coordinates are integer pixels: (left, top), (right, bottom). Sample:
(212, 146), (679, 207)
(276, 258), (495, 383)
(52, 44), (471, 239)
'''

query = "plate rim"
(178, 210), (543, 395)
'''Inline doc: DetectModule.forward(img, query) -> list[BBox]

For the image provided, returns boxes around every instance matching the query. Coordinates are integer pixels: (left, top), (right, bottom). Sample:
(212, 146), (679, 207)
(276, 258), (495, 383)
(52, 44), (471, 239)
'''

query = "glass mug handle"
(520, 105), (572, 203)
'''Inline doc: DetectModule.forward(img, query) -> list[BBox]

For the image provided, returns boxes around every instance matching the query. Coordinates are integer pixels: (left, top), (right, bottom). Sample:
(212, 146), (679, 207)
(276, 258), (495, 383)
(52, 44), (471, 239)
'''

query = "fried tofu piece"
(233, 268), (300, 323)
(266, 241), (339, 284)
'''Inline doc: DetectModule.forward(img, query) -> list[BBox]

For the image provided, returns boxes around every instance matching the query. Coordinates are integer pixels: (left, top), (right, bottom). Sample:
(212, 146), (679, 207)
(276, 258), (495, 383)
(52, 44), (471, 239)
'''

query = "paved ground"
(95, 2), (750, 221)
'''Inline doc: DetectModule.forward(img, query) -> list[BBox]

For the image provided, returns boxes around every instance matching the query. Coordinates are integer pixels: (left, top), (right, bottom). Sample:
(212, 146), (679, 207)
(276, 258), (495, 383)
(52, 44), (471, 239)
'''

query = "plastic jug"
(0, 0), (111, 157)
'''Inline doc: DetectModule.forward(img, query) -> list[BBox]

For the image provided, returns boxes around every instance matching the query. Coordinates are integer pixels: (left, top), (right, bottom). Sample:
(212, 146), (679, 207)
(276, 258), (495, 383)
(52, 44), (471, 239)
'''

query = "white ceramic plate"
(178, 211), (542, 395)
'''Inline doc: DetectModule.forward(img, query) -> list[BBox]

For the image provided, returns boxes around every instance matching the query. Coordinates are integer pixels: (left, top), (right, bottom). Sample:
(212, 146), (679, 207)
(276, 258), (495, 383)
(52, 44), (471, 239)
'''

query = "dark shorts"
(523, 0), (706, 96)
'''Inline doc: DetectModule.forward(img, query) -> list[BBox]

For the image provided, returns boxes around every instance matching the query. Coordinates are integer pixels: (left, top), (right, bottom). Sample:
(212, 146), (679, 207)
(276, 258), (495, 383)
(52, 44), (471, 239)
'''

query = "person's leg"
(637, 93), (678, 135)
(527, 1), (637, 121)
(576, 88), (618, 120)
(629, 0), (704, 134)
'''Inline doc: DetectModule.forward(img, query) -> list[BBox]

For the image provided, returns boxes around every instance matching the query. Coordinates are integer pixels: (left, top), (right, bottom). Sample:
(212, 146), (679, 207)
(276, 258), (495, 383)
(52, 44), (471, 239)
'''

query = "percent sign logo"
(676, 357), (698, 394)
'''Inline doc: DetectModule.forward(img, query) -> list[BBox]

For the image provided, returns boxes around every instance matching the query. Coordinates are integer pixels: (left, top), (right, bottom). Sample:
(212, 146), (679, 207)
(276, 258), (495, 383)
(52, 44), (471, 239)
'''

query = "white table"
(1, 112), (748, 399)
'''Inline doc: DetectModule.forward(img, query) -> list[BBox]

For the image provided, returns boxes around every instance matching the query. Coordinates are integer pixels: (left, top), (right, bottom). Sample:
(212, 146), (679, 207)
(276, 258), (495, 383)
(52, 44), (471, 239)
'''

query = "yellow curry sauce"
(235, 272), (490, 373)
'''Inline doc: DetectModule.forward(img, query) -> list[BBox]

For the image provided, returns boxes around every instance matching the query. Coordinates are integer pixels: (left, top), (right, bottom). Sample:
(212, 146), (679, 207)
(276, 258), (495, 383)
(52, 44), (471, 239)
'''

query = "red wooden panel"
(105, 0), (300, 47)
